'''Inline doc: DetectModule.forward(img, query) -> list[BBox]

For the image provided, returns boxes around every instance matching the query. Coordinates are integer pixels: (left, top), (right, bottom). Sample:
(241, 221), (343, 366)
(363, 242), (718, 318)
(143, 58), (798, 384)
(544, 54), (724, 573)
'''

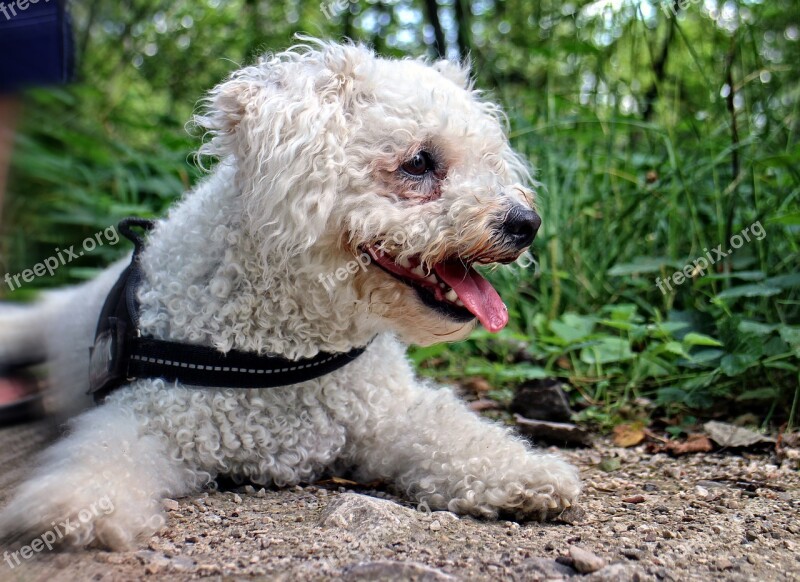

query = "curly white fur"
(0, 39), (579, 550)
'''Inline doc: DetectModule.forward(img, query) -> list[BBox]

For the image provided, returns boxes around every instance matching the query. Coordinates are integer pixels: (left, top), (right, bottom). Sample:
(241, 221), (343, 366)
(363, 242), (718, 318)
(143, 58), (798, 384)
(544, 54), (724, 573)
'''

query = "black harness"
(88, 218), (369, 402)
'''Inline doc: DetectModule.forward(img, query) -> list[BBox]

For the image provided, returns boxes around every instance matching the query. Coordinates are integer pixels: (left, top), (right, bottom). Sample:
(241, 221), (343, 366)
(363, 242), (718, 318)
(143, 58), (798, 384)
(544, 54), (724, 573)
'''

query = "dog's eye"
(401, 152), (435, 177)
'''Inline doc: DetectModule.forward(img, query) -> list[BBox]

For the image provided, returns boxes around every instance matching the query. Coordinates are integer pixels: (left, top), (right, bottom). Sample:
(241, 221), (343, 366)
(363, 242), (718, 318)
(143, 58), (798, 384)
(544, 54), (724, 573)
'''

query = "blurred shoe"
(0, 362), (45, 426)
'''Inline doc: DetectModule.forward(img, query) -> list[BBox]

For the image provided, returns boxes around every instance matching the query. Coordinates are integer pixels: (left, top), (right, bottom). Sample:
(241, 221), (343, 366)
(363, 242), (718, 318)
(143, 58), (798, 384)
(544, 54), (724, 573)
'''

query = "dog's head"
(196, 40), (539, 346)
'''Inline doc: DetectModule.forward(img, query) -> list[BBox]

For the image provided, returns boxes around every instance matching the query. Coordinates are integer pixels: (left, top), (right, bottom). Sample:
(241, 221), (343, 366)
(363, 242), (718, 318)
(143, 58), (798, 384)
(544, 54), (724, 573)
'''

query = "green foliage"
(1, 0), (798, 426)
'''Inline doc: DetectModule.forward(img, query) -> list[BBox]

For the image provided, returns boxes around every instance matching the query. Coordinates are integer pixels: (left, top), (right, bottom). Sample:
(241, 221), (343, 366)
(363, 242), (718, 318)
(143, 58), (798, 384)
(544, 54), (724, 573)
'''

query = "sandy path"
(1, 421), (798, 581)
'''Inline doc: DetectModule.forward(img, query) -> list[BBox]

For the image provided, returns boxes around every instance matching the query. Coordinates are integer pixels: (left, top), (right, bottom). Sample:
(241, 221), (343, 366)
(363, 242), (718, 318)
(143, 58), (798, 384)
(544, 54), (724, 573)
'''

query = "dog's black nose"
(501, 205), (541, 249)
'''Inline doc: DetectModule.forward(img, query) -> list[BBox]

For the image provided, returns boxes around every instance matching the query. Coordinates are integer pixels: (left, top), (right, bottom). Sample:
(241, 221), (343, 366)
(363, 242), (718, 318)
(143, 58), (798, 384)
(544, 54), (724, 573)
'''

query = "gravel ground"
(1, 422), (798, 582)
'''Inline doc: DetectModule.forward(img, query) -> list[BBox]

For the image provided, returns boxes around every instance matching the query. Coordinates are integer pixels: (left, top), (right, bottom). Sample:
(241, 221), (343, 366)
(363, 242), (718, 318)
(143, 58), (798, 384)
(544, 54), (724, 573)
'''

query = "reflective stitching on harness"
(129, 353), (343, 374)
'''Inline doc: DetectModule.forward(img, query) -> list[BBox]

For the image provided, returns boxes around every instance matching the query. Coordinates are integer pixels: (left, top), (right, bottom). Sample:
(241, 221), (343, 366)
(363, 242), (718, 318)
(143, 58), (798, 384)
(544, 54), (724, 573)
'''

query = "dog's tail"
(0, 300), (52, 368)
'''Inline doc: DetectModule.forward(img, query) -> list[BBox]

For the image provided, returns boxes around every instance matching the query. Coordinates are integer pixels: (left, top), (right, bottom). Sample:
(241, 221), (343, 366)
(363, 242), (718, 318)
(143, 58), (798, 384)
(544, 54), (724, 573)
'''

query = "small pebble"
(621, 548), (644, 561)
(569, 545), (606, 574)
(716, 557), (733, 570)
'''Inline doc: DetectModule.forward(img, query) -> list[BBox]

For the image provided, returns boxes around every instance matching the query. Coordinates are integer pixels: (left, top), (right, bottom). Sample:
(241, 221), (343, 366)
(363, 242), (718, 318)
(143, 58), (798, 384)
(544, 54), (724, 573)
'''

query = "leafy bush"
(1, 0), (798, 426)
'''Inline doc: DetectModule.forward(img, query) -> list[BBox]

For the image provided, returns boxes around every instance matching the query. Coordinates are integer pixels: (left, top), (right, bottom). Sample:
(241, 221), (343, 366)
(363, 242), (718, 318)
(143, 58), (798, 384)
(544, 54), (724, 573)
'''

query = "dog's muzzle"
(500, 205), (542, 251)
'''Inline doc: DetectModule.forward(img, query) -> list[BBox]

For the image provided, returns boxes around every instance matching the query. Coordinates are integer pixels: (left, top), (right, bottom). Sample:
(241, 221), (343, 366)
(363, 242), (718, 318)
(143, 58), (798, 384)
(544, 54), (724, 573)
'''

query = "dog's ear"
(194, 64), (271, 161)
(431, 59), (472, 90)
(195, 43), (370, 259)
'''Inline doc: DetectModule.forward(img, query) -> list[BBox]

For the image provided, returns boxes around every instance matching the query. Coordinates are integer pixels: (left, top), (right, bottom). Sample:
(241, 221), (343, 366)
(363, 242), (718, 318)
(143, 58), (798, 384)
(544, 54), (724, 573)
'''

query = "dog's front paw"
(0, 479), (164, 551)
(447, 454), (581, 522)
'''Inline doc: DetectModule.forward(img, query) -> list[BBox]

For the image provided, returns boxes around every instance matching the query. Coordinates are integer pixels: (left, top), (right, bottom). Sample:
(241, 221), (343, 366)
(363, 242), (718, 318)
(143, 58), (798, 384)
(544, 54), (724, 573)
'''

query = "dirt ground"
(1, 420), (798, 582)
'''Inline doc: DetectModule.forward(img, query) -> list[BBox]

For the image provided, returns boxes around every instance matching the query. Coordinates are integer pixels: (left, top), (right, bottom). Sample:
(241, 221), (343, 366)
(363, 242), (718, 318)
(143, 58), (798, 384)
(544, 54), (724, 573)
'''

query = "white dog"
(0, 39), (580, 550)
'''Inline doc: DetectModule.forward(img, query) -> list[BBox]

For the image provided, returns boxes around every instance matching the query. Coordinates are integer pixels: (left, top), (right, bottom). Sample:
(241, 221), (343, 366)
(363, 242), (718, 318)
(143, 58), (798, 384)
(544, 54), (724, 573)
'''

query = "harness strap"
(88, 218), (370, 402)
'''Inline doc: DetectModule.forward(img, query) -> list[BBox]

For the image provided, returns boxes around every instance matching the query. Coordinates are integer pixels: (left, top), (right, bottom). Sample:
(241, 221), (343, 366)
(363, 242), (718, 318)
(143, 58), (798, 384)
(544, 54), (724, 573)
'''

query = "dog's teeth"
(455, 299), (465, 307)
(445, 289), (458, 303)
(411, 266), (425, 277)
(397, 257), (411, 269)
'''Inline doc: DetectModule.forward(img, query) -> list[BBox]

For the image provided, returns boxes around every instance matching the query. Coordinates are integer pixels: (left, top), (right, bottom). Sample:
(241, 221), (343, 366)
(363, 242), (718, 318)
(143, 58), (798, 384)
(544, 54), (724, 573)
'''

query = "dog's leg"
(341, 366), (580, 520)
(0, 401), (199, 549)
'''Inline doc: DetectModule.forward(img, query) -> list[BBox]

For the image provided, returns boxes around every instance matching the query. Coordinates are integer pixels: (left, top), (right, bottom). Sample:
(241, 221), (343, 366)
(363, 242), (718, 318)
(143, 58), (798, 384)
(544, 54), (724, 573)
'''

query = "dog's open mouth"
(363, 245), (508, 332)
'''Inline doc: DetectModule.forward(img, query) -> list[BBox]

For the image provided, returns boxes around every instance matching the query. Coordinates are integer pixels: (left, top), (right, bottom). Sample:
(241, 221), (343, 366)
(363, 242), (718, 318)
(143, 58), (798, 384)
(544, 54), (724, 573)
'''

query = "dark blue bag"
(0, 0), (75, 93)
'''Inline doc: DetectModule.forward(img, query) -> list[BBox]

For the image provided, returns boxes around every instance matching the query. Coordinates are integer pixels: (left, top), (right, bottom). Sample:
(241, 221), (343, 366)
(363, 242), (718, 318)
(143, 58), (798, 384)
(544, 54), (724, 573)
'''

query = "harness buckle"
(88, 317), (128, 397)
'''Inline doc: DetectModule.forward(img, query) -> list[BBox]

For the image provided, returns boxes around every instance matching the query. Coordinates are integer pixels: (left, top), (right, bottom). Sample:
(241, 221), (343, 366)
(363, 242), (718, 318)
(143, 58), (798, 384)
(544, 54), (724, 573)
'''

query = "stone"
(510, 379), (574, 422)
(319, 493), (419, 543)
(621, 548), (644, 561)
(555, 503), (587, 524)
(515, 557), (578, 580)
(569, 545), (606, 573)
(169, 556), (196, 573)
(515, 415), (593, 447)
(432, 511), (460, 524)
(584, 563), (646, 581)
(196, 565), (222, 576)
(716, 557), (733, 571)
(342, 560), (457, 581)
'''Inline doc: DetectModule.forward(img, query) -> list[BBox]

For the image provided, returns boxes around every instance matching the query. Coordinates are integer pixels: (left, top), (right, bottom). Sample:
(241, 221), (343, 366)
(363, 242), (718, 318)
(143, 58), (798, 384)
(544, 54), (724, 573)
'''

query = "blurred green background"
(1, 0), (798, 429)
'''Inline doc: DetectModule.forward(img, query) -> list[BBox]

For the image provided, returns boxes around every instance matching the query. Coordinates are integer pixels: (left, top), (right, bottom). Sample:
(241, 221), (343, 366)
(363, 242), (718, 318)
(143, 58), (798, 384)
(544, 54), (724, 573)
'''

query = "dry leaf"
(779, 431), (800, 448)
(468, 399), (500, 412)
(556, 357), (572, 370)
(327, 476), (359, 486)
(460, 377), (492, 395)
(703, 421), (774, 448)
(613, 423), (646, 448)
(599, 457), (621, 472)
(643, 427), (668, 443)
(664, 433), (713, 456)
(313, 476), (383, 488)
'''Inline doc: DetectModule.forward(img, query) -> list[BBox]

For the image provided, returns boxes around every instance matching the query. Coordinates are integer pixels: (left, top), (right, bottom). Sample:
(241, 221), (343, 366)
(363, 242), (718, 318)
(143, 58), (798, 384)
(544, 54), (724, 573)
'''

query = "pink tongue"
(433, 262), (508, 333)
